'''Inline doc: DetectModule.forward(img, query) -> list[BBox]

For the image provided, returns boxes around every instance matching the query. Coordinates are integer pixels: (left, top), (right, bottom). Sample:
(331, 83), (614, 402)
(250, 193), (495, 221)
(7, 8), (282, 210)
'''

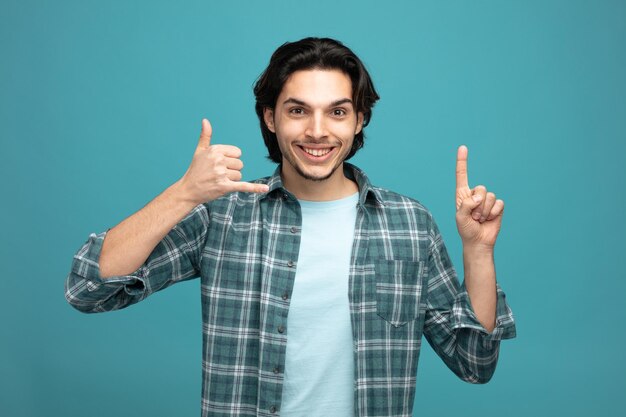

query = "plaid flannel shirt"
(66, 163), (516, 417)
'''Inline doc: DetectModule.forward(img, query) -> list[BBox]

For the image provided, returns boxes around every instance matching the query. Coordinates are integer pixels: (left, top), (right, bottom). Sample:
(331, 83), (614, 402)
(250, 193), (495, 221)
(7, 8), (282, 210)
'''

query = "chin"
(293, 161), (341, 182)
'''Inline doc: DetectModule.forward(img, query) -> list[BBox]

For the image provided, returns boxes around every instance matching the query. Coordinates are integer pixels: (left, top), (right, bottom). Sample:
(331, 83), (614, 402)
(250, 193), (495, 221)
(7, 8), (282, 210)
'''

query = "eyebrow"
(282, 97), (354, 107)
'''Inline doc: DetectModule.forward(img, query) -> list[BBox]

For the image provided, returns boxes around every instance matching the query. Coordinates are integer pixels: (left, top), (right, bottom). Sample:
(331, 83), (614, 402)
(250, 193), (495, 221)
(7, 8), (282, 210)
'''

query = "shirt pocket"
(375, 259), (425, 327)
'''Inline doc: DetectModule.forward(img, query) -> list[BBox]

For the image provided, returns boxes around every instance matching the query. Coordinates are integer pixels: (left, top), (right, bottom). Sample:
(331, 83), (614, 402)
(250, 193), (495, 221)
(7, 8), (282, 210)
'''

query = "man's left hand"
(455, 145), (504, 248)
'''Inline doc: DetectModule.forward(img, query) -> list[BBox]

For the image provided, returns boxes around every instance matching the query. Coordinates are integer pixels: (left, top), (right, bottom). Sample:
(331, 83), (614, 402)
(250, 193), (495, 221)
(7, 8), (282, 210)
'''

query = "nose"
(304, 111), (328, 141)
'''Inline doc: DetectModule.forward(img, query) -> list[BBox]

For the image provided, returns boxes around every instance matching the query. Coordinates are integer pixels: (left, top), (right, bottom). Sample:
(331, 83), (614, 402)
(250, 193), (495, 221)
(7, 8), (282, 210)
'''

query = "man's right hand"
(179, 119), (269, 205)
(98, 119), (269, 278)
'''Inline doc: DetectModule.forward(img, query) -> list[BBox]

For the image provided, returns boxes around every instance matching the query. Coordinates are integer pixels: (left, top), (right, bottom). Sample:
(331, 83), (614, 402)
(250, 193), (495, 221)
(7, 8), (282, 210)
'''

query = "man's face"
(264, 69), (364, 183)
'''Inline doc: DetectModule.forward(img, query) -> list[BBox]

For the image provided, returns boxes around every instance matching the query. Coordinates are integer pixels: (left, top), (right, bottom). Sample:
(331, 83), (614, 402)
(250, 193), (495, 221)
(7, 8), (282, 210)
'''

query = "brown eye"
(289, 108), (304, 115)
(333, 109), (347, 117)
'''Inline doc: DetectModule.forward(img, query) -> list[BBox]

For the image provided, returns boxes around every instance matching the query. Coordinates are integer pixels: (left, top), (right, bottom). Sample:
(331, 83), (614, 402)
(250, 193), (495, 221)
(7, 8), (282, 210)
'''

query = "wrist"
(462, 242), (495, 259)
(170, 179), (201, 210)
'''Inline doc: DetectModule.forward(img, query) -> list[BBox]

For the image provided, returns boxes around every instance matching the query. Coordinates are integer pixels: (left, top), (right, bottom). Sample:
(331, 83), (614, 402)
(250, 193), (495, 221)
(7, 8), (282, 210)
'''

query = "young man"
(66, 37), (515, 417)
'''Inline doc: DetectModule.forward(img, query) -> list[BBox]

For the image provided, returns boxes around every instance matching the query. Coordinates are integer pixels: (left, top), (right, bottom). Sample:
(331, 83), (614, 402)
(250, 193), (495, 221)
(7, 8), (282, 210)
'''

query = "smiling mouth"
(299, 146), (334, 157)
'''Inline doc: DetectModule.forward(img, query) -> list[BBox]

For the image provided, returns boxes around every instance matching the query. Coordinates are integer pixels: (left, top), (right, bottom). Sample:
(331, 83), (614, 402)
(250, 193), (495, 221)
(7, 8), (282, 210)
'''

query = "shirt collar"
(260, 163), (385, 207)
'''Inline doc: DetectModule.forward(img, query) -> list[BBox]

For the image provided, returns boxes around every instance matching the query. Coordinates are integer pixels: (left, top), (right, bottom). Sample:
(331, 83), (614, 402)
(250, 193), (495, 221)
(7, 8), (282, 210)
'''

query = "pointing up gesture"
(179, 119), (269, 205)
(455, 145), (504, 248)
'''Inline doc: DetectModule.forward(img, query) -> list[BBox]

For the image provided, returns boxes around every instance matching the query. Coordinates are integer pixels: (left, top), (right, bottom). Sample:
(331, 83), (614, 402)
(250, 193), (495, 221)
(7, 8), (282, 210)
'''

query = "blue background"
(2, 1), (625, 416)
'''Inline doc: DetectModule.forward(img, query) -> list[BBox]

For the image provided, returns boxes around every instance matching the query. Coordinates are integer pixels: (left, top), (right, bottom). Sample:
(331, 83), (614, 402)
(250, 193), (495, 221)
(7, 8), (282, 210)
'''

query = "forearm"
(99, 180), (199, 278)
(463, 245), (497, 332)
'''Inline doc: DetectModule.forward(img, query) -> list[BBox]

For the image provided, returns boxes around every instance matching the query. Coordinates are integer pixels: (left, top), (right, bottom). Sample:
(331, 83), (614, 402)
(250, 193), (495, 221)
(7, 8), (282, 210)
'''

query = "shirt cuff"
(70, 230), (148, 296)
(451, 282), (517, 343)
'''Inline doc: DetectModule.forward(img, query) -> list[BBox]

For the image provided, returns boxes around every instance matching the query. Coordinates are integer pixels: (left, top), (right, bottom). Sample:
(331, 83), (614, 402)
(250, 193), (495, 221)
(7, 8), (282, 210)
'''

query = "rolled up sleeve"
(451, 282), (517, 347)
(65, 203), (209, 313)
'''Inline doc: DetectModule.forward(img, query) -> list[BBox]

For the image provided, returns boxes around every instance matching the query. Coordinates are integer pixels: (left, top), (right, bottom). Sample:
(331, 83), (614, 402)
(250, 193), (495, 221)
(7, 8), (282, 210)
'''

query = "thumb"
(197, 118), (212, 149)
(457, 193), (483, 216)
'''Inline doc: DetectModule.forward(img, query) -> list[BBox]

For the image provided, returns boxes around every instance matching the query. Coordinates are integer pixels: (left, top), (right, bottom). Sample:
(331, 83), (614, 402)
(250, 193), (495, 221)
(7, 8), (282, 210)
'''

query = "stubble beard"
(284, 149), (346, 183)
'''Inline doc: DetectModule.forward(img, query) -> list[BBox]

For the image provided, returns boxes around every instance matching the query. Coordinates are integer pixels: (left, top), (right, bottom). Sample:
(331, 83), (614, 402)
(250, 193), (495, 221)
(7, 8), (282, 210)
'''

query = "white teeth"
(303, 147), (331, 157)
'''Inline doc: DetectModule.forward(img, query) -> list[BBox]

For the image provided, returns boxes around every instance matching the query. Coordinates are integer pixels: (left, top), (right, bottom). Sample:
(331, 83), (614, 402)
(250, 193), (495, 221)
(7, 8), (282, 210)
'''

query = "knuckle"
(214, 183), (226, 193)
(207, 154), (219, 165)
(213, 166), (226, 181)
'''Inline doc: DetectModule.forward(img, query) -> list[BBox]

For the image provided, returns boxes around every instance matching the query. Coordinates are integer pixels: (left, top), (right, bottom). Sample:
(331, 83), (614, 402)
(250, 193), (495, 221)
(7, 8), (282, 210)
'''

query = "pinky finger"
(487, 199), (505, 221)
(229, 181), (270, 194)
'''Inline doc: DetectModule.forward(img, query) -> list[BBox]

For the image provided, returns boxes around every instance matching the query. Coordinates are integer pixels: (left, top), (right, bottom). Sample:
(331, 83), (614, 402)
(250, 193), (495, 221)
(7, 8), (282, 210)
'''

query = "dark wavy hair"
(254, 37), (380, 164)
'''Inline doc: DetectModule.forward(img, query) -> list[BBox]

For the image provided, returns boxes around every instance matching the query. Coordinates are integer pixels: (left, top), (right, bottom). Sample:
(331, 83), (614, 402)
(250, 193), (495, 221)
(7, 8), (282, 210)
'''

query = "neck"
(281, 163), (358, 201)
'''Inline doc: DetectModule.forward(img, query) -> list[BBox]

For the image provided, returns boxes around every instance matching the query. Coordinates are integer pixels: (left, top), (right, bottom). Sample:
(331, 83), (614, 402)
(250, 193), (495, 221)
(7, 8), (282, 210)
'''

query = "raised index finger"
(456, 145), (469, 190)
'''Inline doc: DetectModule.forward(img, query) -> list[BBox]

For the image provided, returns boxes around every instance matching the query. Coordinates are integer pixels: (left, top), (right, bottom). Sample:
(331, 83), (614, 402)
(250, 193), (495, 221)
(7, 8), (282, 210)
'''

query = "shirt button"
(287, 261), (295, 267)
(270, 405), (277, 413)
(290, 226), (297, 234)
(273, 366), (280, 374)
(281, 293), (289, 301)
(278, 325), (285, 334)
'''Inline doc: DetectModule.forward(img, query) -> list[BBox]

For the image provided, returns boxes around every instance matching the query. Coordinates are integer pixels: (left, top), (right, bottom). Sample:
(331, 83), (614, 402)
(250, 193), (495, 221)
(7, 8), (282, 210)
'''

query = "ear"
(263, 108), (276, 133)
(355, 112), (364, 135)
